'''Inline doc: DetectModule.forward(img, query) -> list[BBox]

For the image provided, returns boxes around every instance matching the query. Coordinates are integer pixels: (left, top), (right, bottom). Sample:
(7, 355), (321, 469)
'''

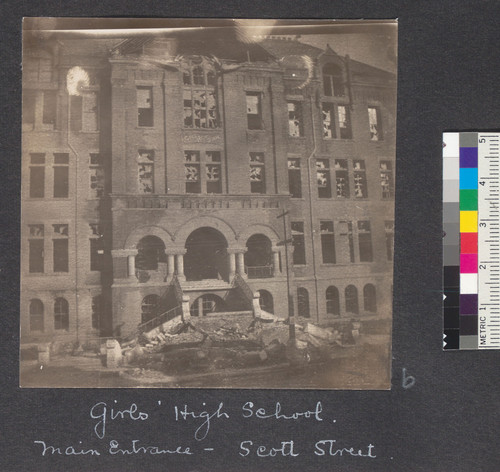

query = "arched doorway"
(258, 290), (274, 314)
(190, 294), (226, 316)
(345, 285), (359, 315)
(136, 236), (166, 270)
(245, 234), (273, 278)
(363, 284), (377, 312)
(184, 227), (228, 281)
(326, 286), (340, 317)
(297, 287), (310, 318)
(29, 299), (44, 332)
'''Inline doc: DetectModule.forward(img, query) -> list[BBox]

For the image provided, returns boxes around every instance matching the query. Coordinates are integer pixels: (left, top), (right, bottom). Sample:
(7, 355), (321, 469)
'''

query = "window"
(185, 151), (201, 194)
(70, 95), (83, 132)
(334, 159), (349, 198)
(368, 107), (383, 141)
(288, 159), (302, 198)
(89, 153), (104, 198)
(137, 86), (153, 127)
(322, 103), (335, 138)
(323, 64), (344, 97)
(29, 299), (44, 332)
(287, 101), (303, 137)
(54, 297), (69, 331)
(29, 153), (45, 198)
(353, 160), (368, 198)
(141, 294), (160, 323)
(358, 221), (373, 262)
(380, 161), (394, 198)
(24, 58), (52, 83)
(246, 92), (263, 130)
(182, 60), (218, 129)
(53, 153), (69, 198)
(316, 159), (332, 198)
(297, 288), (310, 318)
(326, 286), (340, 316)
(42, 91), (57, 125)
(340, 221), (355, 263)
(385, 221), (394, 261)
(345, 285), (359, 314)
(138, 150), (154, 194)
(206, 151), (221, 194)
(82, 91), (98, 132)
(53, 224), (69, 272)
(92, 295), (103, 330)
(28, 224), (44, 273)
(320, 221), (336, 263)
(363, 284), (377, 312)
(90, 223), (104, 272)
(338, 105), (352, 139)
(250, 153), (266, 194)
(23, 90), (36, 126)
(136, 236), (166, 271)
(291, 221), (306, 265)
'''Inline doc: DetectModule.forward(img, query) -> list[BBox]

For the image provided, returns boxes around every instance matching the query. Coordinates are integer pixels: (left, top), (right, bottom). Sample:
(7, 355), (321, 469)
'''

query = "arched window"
(326, 286), (340, 316)
(92, 295), (103, 330)
(29, 299), (44, 331)
(297, 287), (310, 318)
(54, 297), (69, 331)
(323, 63), (344, 97)
(136, 236), (166, 271)
(258, 290), (274, 314)
(245, 234), (273, 278)
(345, 285), (359, 314)
(141, 294), (160, 323)
(363, 284), (377, 312)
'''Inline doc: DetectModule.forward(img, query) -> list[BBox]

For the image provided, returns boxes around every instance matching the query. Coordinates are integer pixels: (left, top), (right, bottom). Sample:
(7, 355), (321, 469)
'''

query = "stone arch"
(174, 216), (237, 246)
(124, 225), (173, 250)
(237, 224), (281, 246)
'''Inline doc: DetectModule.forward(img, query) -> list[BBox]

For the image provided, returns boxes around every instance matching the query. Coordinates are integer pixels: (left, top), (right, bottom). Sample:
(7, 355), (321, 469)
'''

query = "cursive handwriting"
(174, 402), (229, 441)
(90, 402), (148, 439)
(242, 401), (323, 422)
(109, 440), (193, 455)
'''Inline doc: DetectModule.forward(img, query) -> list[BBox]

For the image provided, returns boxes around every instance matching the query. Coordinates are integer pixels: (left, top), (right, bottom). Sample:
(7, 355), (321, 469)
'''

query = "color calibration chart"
(443, 132), (500, 350)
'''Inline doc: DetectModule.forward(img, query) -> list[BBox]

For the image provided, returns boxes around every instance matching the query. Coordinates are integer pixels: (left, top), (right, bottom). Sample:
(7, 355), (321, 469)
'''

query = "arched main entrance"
(258, 289), (274, 314)
(184, 227), (228, 281)
(190, 294), (227, 316)
(245, 234), (273, 278)
(136, 236), (166, 270)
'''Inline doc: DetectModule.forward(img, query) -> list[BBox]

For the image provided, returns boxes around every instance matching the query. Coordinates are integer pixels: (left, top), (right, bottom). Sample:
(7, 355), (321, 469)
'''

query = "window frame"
(246, 92), (263, 130)
(137, 86), (154, 128)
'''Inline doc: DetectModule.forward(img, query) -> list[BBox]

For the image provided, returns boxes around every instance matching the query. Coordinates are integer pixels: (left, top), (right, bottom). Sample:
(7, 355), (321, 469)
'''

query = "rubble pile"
(118, 313), (360, 374)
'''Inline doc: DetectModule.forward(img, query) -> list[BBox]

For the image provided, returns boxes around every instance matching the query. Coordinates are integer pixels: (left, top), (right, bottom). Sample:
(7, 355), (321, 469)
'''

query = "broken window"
(334, 159), (349, 198)
(326, 286), (340, 316)
(141, 294), (160, 323)
(287, 101), (303, 137)
(183, 60), (218, 129)
(28, 224), (44, 273)
(29, 153), (45, 198)
(323, 64), (344, 97)
(23, 90), (36, 126)
(54, 297), (69, 331)
(53, 153), (69, 198)
(385, 220), (394, 261)
(363, 284), (377, 312)
(246, 92), (263, 130)
(29, 299), (44, 332)
(291, 221), (306, 265)
(358, 221), (373, 262)
(368, 106), (383, 141)
(89, 153), (104, 198)
(288, 158), (302, 198)
(338, 105), (352, 139)
(320, 220), (336, 264)
(42, 91), (57, 126)
(206, 151), (222, 194)
(353, 160), (368, 198)
(380, 160), (394, 198)
(138, 150), (154, 194)
(297, 287), (310, 318)
(316, 159), (332, 198)
(185, 151), (201, 193)
(53, 224), (69, 272)
(345, 285), (359, 314)
(339, 220), (355, 263)
(250, 153), (265, 194)
(92, 295), (103, 330)
(137, 86), (153, 127)
(322, 103), (335, 138)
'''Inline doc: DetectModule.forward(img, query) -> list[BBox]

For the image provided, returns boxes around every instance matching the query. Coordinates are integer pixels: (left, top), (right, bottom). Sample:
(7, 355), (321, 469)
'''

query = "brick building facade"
(21, 30), (396, 343)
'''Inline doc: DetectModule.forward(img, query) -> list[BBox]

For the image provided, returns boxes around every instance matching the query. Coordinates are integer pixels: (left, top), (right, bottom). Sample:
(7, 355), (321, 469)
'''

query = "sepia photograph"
(20, 18), (397, 389)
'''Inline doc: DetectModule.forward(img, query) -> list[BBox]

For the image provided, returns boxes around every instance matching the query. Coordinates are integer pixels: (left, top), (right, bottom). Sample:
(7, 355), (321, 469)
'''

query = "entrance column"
(227, 250), (237, 279)
(271, 246), (282, 276)
(236, 250), (247, 278)
(167, 253), (175, 278)
(175, 249), (187, 281)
